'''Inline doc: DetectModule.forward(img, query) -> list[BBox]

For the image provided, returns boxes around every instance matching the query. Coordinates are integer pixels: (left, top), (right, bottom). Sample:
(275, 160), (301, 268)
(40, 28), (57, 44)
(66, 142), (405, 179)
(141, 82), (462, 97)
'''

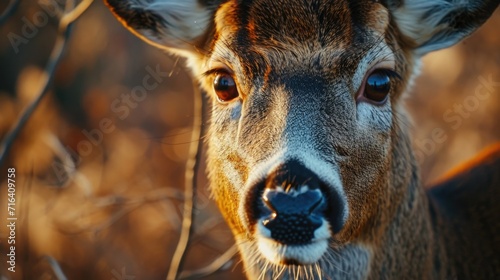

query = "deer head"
(104, 0), (499, 278)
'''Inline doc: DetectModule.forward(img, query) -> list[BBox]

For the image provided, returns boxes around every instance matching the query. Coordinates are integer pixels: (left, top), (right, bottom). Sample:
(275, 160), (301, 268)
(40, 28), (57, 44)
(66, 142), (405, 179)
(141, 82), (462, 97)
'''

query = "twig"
(90, 187), (184, 208)
(0, 0), (20, 26)
(54, 187), (184, 235)
(58, 0), (93, 32)
(0, 0), (94, 168)
(167, 82), (205, 279)
(43, 255), (68, 280)
(179, 245), (239, 280)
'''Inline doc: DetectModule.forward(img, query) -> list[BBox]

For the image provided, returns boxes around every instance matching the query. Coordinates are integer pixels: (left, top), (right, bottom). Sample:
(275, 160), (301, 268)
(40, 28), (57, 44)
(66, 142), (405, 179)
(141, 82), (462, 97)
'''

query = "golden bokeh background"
(0, 1), (499, 279)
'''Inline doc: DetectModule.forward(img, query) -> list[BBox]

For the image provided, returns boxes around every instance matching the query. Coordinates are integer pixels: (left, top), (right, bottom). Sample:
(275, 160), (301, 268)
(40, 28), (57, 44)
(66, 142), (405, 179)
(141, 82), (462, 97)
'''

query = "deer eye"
(363, 69), (398, 103)
(213, 73), (239, 103)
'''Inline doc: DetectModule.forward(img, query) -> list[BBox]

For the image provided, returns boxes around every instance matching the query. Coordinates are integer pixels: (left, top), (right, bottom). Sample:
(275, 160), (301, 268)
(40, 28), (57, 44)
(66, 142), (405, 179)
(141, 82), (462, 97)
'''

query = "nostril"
(262, 189), (277, 213)
(310, 195), (326, 214)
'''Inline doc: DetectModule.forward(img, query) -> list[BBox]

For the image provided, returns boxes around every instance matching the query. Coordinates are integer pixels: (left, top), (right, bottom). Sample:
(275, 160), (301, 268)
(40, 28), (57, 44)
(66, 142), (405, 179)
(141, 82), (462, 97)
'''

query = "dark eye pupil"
(214, 74), (238, 102)
(215, 76), (232, 90)
(364, 71), (391, 102)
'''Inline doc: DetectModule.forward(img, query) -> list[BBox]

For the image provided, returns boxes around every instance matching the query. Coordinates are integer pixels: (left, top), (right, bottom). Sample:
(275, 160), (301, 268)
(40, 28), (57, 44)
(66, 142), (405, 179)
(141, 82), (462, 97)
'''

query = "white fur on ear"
(388, 0), (498, 55)
(140, 0), (212, 45)
(392, 0), (466, 43)
(106, 0), (216, 54)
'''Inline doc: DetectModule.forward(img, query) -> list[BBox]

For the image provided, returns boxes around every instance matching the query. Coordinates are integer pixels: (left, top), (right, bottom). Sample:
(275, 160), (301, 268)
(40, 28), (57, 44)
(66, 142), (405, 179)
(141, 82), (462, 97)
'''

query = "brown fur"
(104, 0), (500, 278)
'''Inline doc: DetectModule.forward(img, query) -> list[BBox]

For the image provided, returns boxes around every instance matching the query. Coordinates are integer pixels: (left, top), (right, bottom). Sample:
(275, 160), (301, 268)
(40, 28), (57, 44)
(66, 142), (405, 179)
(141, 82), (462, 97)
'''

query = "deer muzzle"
(245, 159), (347, 265)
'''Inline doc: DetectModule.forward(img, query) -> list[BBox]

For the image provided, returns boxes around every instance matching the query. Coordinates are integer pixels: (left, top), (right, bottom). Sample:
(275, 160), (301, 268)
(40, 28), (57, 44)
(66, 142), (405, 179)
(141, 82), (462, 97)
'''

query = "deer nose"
(246, 159), (342, 245)
(247, 159), (346, 244)
(261, 188), (326, 245)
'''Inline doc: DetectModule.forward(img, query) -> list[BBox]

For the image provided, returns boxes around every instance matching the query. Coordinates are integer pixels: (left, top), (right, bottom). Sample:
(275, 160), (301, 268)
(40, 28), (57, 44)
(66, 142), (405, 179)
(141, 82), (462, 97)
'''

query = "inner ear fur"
(104, 0), (222, 56)
(384, 0), (499, 55)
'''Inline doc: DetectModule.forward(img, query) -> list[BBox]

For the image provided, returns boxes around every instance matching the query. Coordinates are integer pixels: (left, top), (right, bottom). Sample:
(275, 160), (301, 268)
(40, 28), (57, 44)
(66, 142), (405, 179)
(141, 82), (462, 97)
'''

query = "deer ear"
(386, 0), (499, 55)
(104, 0), (220, 56)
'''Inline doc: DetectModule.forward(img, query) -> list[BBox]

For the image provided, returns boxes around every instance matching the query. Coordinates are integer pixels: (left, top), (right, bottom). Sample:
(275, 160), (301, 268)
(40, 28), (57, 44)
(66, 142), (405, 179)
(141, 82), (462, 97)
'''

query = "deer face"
(105, 0), (498, 276)
(202, 1), (403, 266)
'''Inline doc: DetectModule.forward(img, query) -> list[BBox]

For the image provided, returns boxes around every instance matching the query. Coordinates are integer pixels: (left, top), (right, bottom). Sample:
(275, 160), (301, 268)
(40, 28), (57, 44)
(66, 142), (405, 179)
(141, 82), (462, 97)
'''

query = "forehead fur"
(219, 0), (387, 44)
(211, 0), (392, 79)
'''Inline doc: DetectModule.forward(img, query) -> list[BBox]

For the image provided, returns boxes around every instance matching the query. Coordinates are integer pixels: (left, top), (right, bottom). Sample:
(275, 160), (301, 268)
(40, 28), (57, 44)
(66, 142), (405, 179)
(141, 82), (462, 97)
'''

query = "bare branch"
(59, 0), (93, 32)
(0, 0), (94, 167)
(167, 82), (205, 279)
(54, 187), (184, 235)
(179, 245), (239, 280)
(0, 0), (20, 26)
(42, 255), (68, 280)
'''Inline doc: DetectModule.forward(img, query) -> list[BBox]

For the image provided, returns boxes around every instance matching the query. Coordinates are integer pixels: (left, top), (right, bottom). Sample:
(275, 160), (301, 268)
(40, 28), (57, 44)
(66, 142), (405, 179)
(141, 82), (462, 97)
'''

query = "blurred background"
(0, 1), (498, 279)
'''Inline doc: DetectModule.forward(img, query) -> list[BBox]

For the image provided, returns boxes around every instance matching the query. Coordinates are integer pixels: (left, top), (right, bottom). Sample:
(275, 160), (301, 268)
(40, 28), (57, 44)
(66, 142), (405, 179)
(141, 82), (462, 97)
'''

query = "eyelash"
(202, 68), (230, 78)
(374, 69), (401, 80)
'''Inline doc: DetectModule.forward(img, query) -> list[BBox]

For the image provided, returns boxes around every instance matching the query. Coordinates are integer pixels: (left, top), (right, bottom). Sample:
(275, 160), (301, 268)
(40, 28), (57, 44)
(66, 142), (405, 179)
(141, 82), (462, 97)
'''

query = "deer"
(103, 0), (500, 279)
